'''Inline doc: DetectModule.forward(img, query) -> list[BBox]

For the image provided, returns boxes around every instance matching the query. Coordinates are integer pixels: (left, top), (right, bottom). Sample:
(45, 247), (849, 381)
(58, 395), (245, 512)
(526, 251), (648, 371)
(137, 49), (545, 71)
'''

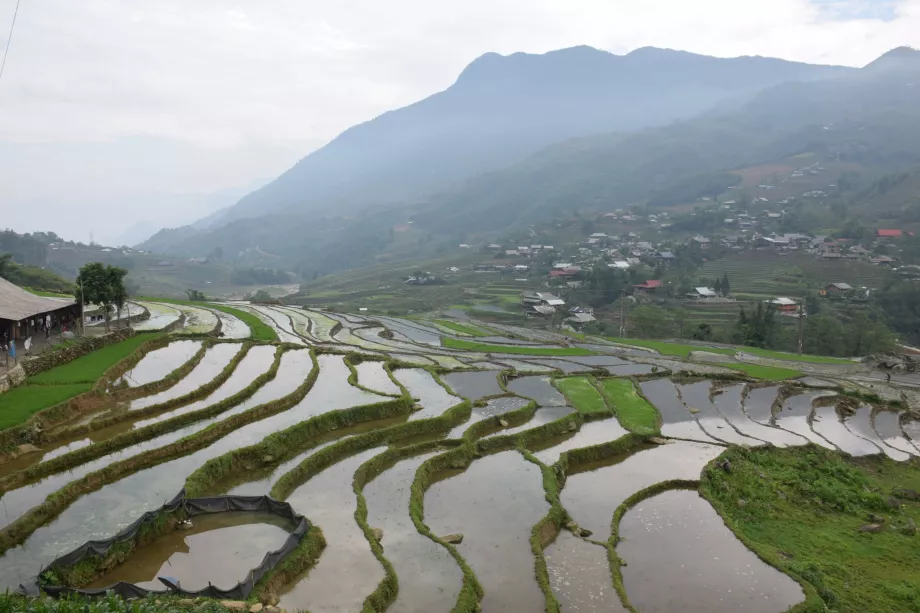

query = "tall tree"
(0, 253), (13, 280)
(74, 262), (129, 332)
(721, 272), (731, 296)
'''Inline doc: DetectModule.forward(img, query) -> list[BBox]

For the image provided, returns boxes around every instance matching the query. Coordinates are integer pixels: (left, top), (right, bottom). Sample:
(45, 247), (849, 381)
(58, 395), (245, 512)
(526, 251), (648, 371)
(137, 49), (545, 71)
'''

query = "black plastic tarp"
(21, 491), (308, 600)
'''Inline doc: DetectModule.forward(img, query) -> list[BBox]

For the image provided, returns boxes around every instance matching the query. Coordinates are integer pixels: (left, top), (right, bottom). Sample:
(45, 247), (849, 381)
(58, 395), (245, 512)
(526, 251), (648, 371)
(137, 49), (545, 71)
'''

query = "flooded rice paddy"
(4, 308), (904, 610)
(133, 302), (182, 331)
(561, 441), (724, 537)
(85, 512), (292, 591)
(618, 489), (804, 613)
(128, 343), (242, 411)
(363, 451), (461, 613)
(117, 340), (201, 387)
(545, 530), (627, 613)
(441, 370), (503, 401)
(425, 451), (548, 613)
(281, 448), (386, 612)
(640, 379), (721, 444)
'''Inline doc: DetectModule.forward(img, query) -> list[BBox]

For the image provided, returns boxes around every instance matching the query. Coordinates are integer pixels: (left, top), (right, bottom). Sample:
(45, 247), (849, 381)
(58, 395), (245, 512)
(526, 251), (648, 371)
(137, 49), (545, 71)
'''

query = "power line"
(0, 0), (21, 86)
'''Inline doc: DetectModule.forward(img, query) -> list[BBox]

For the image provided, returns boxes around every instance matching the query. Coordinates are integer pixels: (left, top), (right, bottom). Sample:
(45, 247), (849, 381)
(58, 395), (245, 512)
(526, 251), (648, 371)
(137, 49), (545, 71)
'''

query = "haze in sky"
(0, 0), (917, 244)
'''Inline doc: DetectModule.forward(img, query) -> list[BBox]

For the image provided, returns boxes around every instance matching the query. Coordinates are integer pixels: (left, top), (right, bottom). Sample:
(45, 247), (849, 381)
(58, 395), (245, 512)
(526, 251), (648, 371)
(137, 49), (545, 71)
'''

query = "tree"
(248, 289), (273, 303)
(691, 323), (714, 341)
(186, 289), (208, 301)
(0, 253), (13, 280)
(732, 303), (777, 348)
(714, 277), (723, 295)
(628, 305), (671, 339)
(721, 272), (730, 296)
(74, 262), (128, 331)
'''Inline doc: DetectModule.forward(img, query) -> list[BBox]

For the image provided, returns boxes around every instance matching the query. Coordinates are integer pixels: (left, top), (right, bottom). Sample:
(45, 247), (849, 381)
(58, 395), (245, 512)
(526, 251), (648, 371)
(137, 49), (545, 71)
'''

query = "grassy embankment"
(440, 337), (594, 356)
(433, 319), (490, 337)
(141, 298), (277, 342)
(0, 333), (161, 429)
(597, 378), (660, 435)
(703, 446), (920, 612)
(554, 377), (608, 414)
(603, 335), (852, 365)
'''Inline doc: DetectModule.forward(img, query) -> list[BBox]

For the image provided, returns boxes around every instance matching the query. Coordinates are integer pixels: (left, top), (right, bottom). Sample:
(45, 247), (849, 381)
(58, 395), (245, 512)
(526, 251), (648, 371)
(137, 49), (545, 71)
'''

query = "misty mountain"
(412, 47), (920, 234)
(140, 47), (920, 278)
(209, 46), (848, 226)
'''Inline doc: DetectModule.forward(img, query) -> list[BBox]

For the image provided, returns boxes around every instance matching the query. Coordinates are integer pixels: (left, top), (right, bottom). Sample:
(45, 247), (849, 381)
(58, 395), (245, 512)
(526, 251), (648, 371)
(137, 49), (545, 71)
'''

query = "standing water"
(128, 343), (242, 411)
(425, 451), (549, 613)
(639, 379), (721, 444)
(279, 448), (386, 613)
(617, 489), (804, 613)
(362, 450), (462, 613)
(117, 340), (201, 388)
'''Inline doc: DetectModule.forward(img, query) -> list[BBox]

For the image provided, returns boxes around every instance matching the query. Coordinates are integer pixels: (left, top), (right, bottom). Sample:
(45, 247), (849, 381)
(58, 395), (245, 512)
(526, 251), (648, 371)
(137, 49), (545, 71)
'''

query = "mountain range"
(140, 45), (920, 276)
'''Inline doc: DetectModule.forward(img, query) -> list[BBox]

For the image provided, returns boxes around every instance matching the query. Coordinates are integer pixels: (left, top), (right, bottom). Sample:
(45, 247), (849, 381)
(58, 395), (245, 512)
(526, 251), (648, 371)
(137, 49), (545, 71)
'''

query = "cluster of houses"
(519, 291), (596, 327)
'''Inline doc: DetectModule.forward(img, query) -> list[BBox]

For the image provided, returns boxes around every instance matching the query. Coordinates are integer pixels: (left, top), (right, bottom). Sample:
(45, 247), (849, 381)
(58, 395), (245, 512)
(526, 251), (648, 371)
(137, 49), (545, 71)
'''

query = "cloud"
(0, 0), (917, 241)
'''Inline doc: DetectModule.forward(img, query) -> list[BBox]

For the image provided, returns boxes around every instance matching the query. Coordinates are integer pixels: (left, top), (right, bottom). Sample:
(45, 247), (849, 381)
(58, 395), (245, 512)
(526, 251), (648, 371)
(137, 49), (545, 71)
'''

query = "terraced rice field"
(1, 307), (917, 612)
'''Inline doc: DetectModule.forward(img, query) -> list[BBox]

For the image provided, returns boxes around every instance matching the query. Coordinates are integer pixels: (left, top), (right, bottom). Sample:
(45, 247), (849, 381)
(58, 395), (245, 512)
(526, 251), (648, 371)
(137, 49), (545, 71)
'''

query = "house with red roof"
(633, 279), (663, 295)
(876, 229), (911, 238)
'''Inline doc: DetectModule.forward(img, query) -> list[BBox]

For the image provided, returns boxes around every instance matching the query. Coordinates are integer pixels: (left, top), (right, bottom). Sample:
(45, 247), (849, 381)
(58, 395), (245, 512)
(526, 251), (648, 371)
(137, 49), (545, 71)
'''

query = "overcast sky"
(0, 0), (917, 244)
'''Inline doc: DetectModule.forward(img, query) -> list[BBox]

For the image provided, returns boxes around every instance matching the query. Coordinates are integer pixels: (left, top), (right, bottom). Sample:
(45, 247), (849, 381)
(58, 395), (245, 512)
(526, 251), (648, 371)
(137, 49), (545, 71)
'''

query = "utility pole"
(80, 278), (85, 338)
(797, 300), (806, 355)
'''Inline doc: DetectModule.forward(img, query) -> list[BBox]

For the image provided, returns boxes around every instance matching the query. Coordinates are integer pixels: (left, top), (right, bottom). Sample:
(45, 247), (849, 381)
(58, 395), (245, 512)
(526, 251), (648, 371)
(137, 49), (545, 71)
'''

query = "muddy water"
(133, 346), (276, 428)
(618, 489), (804, 613)
(128, 343), (242, 411)
(545, 530), (626, 613)
(485, 406), (577, 438)
(173, 305), (219, 335)
(425, 451), (548, 613)
(528, 418), (629, 466)
(560, 441), (725, 538)
(811, 406), (882, 456)
(773, 392), (837, 449)
(363, 451), (462, 613)
(442, 371), (503, 401)
(507, 376), (567, 406)
(639, 379), (720, 444)
(280, 448), (385, 612)
(742, 386), (781, 424)
(873, 410), (918, 456)
(85, 512), (292, 591)
(0, 350), (318, 589)
(448, 396), (531, 438)
(215, 311), (251, 339)
(118, 341), (202, 388)
(355, 361), (400, 395)
(677, 381), (763, 446)
(844, 406), (910, 461)
(713, 385), (807, 447)
(394, 369), (460, 421)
